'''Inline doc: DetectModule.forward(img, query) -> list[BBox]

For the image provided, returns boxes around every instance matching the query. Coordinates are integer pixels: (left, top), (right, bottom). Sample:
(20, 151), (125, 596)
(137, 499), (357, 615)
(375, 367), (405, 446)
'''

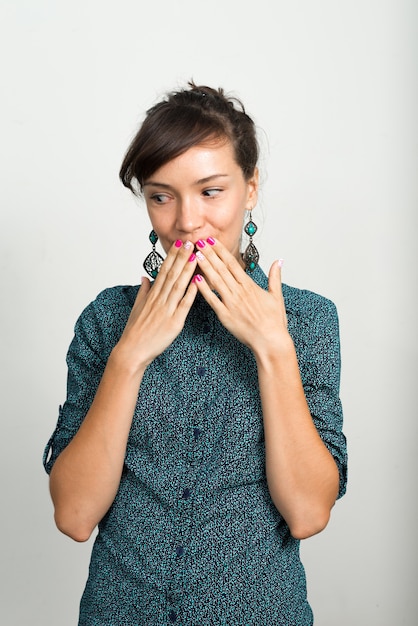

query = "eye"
(202, 188), (222, 198)
(150, 193), (170, 204)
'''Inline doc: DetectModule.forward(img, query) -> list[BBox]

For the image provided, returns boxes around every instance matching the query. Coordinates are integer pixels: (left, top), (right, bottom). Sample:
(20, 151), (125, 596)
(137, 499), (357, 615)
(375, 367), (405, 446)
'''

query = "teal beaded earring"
(242, 210), (259, 272)
(143, 230), (164, 278)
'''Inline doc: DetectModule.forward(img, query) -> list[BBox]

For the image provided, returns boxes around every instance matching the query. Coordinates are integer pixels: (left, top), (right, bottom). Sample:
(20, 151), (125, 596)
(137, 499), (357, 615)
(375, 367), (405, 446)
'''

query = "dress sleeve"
(295, 296), (347, 499)
(42, 300), (107, 474)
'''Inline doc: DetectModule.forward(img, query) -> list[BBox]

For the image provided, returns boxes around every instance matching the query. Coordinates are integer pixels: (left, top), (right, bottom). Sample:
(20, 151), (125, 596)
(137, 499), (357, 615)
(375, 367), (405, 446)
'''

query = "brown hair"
(119, 82), (259, 194)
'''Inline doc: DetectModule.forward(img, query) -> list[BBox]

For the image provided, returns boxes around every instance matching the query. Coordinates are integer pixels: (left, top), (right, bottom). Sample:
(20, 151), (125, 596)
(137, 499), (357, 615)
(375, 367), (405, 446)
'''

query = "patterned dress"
(43, 265), (347, 625)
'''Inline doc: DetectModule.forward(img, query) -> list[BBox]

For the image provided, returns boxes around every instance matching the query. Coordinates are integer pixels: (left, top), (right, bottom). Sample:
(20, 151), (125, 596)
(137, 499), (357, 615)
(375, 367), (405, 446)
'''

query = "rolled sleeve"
(43, 300), (106, 474)
(307, 298), (347, 498)
(289, 292), (347, 499)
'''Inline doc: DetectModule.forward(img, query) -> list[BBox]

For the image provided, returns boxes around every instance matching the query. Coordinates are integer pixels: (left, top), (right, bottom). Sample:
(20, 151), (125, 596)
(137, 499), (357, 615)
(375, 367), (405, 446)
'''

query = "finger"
(129, 276), (151, 313)
(176, 276), (199, 319)
(149, 240), (194, 300)
(192, 273), (226, 317)
(201, 237), (246, 280)
(141, 275), (151, 291)
(268, 259), (288, 327)
(151, 240), (187, 293)
(156, 241), (198, 304)
(195, 239), (245, 294)
(268, 259), (284, 296)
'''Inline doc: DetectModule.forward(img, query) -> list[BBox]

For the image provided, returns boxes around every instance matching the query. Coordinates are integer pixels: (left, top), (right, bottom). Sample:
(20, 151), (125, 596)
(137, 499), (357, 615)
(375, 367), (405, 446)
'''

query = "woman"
(43, 83), (347, 625)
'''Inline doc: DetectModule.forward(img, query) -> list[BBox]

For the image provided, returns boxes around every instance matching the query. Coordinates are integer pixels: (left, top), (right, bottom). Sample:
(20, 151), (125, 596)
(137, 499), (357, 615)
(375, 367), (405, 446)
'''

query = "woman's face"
(142, 140), (258, 264)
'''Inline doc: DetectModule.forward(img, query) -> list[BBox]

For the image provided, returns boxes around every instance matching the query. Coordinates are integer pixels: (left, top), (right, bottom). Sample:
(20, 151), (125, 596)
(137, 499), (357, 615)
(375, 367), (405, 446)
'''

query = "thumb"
(133, 276), (151, 306)
(140, 276), (151, 295)
(268, 259), (284, 295)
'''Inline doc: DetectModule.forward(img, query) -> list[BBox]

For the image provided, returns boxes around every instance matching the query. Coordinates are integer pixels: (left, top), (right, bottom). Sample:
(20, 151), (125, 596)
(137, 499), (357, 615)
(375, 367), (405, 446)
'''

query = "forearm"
(49, 247), (200, 542)
(50, 348), (146, 542)
(255, 340), (339, 540)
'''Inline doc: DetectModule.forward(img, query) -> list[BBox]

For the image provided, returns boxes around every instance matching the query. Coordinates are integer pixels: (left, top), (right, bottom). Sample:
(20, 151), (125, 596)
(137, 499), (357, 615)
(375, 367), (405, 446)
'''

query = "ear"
(246, 167), (259, 207)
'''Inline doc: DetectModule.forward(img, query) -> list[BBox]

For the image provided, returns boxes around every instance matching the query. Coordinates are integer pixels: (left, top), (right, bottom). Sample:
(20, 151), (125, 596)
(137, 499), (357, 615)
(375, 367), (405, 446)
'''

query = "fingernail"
(196, 251), (204, 261)
(196, 239), (206, 249)
(184, 240), (193, 250)
(278, 259), (284, 268)
(193, 274), (203, 283)
(207, 237), (216, 245)
(141, 276), (148, 284)
(174, 239), (182, 248)
(188, 253), (196, 262)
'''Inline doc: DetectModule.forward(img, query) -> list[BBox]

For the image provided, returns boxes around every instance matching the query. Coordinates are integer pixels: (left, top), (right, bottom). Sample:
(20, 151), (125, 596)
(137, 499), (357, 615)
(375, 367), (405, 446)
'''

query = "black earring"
(143, 230), (164, 279)
(243, 211), (259, 272)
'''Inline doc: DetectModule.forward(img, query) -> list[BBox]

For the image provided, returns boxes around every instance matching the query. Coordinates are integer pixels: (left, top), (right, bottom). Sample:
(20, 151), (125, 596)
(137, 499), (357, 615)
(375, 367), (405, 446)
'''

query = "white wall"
(1, 1), (416, 624)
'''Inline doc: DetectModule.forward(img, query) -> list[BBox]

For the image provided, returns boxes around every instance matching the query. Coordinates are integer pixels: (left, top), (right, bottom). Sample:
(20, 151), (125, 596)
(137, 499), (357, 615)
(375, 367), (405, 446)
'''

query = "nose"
(175, 197), (203, 235)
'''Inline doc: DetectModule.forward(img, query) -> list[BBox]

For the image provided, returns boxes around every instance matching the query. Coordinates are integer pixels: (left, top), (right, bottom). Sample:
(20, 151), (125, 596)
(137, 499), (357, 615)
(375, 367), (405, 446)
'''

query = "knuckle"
(166, 266), (179, 283)
(171, 280), (183, 295)
(157, 264), (169, 279)
(218, 262), (229, 276)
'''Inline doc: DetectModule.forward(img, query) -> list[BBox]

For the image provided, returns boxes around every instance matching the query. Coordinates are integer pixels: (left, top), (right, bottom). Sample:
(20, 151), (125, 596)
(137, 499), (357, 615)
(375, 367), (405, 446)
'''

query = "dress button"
(167, 588), (182, 603)
(176, 545), (184, 557)
(182, 488), (191, 499)
(169, 610), (177, 622)
(193, 427), (202, 441)
(196, 366), (206, 378)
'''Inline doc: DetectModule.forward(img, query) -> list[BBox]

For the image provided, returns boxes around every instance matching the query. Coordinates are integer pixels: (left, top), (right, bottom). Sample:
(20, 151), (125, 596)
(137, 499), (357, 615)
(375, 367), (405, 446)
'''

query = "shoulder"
(282, 283), (340, 346)
(73, 285), (140, 350)
(254, 266), (337, 322)
(283, 282), (338, 320)
(282, 285), (341, 384)
(89, 284), (139, 314)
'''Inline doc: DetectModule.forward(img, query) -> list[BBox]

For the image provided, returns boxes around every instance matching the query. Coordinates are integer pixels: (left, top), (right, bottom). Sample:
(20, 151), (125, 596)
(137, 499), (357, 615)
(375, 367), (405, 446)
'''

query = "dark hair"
(119, 82), (259, 195)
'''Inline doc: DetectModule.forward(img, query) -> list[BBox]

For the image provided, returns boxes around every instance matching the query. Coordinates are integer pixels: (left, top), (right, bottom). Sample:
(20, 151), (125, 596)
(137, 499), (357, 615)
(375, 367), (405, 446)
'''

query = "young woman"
(44, 83), (347, 625)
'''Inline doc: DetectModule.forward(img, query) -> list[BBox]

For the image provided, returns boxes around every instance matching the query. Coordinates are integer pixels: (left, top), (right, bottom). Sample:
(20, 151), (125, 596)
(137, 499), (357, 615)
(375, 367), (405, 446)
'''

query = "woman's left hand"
(194, 238), (340, 539)
(193, 238), (291, 359)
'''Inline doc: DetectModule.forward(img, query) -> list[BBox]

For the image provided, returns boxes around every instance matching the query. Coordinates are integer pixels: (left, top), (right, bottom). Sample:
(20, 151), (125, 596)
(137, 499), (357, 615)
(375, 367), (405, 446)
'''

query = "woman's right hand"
(49, 240), (198, 542)
(113, 240), (198, 373)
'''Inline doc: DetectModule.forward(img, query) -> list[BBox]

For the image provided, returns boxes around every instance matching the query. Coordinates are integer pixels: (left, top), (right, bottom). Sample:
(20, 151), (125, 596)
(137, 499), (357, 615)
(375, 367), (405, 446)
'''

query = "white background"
(1, 1), (417, 624)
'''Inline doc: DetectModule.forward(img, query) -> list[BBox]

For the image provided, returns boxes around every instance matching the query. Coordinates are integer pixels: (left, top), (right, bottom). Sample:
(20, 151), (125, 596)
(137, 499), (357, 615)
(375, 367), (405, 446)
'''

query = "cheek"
(155, 227), (172, 247)
(147, 210), (170, 232)
(218, 196), (246, 224)
(216, 212), (242, 235)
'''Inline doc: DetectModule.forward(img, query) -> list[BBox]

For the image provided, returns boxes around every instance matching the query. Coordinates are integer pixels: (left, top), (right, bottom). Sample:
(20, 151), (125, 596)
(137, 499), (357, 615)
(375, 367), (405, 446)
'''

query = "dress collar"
(245, 263), (268, 289)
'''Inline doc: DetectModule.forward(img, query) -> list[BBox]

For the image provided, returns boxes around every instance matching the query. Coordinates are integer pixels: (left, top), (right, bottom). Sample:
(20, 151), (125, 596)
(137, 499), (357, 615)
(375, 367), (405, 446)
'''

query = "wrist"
(108, 342), (149, 380)
(252, 333), (297, 370)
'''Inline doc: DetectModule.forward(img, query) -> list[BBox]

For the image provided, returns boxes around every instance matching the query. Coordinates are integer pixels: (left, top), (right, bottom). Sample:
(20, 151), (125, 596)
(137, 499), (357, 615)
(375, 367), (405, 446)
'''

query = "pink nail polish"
(278, 258), (284, 268)
(174, 239), (182, 248)
(207, 237), (216, 245)
(184, 240), (193, 250)
(193, 274), (203, 283)
(196, 251), (204, 261)
(196, 239), (205, 249)
(188, 253), (196, 262)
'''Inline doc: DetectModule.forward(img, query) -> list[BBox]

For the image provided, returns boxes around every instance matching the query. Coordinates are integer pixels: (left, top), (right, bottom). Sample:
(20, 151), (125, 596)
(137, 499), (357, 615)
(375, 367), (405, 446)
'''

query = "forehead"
(148, 140), (240, 182)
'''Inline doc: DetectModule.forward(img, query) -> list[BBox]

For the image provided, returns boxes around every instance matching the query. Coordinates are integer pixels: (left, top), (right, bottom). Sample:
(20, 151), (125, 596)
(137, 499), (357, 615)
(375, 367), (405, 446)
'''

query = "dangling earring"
(143, 230), (164, 278)
(243, 210), (259, 272)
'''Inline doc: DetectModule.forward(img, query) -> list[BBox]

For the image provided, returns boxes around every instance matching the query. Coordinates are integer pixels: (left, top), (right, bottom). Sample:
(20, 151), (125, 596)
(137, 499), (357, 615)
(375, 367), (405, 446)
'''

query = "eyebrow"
(143, 174), (229, 188)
